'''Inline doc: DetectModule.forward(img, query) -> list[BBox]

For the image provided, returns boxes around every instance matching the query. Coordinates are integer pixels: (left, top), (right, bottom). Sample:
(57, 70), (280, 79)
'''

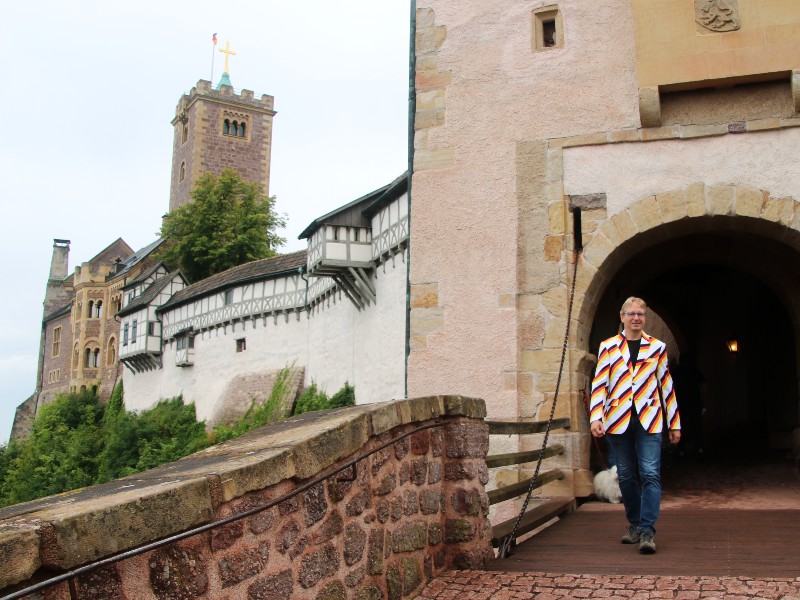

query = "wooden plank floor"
(489, 450), (800, 578)
(490, 506), (800, 577)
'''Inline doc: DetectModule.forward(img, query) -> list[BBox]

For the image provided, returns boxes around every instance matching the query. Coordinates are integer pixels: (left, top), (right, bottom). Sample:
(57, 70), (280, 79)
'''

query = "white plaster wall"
(563, 129), (800, 213)
(123, 253), (407, 422)
(410, 1), (640, 416)
(305, 251), (407, 403)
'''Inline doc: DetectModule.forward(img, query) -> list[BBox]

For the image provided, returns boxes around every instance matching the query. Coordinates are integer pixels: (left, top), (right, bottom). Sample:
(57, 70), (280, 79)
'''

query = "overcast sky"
(0, 1), (411, 443)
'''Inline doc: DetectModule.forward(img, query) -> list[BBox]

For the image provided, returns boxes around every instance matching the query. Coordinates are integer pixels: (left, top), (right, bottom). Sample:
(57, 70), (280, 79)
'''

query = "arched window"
(93, 349), (100, 368)
(179, 162), (186, 182)
(73, 344), (79, 369)
(94, 300), (103, 318)
(87, 300), (94, 318)
(223, 119), (231, 135)
(232, 121), (239, 136)
(181, 123), (188, 144)
(84, 348), (92, 367)
(107, 338), (116, 365)
(238, 122), (246, 137)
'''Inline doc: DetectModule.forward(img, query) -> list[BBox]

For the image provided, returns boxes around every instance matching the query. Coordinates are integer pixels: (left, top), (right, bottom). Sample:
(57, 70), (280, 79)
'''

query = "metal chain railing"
(498, 250), (580, 558)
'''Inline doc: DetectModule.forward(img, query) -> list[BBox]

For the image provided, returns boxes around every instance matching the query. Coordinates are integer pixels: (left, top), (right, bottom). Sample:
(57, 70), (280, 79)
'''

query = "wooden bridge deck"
(488, 450), (800, 578)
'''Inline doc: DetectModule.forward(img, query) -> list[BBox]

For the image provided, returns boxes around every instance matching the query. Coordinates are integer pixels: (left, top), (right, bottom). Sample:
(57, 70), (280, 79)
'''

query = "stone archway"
(572, 183), (800, 457)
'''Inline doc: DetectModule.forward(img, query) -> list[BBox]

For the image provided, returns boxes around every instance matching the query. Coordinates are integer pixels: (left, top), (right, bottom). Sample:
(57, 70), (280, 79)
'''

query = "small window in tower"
(236, 338), (246, 353)
(182, 123), (188, 144)
(232, 121), (239, 136)
(87, 300), (94, 318)
(94, 300), (103, 318)
(533, 7), (563, 51)
(93, 348), (100, 368)
(238, 122), (246, 137)
(179, 162), (186, 182)
(542, 19), (556, 47)
(84, 348), (91, 367)
(224, 119), (231, 135)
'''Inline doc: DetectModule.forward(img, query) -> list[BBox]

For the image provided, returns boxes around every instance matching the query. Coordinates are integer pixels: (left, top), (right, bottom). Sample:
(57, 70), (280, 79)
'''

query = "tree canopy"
(158, 169), (287, 282)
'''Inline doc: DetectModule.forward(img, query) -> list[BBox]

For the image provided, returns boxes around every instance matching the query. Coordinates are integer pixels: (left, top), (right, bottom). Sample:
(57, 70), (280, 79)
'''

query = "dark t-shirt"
(627, 338), (641, 367)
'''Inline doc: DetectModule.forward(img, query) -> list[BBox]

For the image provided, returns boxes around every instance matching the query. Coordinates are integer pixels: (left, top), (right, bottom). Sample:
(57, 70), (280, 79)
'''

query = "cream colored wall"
(410, 1), (640, 421)
(633, 0), (800, 90)
(563, 128), (800, 214)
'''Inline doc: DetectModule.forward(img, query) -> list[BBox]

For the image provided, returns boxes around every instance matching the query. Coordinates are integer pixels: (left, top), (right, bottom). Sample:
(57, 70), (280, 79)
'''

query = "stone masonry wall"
(0, 396), (493, 599)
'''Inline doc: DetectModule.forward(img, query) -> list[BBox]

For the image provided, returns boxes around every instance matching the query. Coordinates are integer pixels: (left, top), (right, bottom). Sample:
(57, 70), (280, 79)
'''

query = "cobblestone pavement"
(416, 570), (800, 599)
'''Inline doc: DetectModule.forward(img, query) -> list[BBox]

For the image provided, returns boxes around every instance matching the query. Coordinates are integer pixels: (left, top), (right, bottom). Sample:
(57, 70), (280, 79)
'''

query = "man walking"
(590, 297), (681, 554)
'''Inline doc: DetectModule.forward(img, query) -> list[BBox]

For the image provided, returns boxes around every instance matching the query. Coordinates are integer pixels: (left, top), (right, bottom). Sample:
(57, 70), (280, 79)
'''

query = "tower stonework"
(169, 80), (276, 211)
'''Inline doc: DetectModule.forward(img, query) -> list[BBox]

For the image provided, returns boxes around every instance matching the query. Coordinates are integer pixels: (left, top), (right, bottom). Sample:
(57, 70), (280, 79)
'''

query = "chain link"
(499, 252), (580, 559)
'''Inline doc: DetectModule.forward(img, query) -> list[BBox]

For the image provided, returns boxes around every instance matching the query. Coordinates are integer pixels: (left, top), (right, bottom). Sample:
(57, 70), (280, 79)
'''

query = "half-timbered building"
(119, 175), (409, 426)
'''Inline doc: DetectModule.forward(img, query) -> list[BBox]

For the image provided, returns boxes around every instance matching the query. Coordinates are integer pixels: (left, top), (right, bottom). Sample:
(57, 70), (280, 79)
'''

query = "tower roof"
(216, 72), (233, 90)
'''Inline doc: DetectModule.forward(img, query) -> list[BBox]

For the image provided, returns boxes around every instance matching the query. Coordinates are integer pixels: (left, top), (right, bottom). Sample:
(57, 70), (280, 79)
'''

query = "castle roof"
(110, 238), (164, 281)
(158, 250), (307, 313)
(297, 172), (407, 240)
(42, 302), (72, 325)
(118, 271), (186, 317)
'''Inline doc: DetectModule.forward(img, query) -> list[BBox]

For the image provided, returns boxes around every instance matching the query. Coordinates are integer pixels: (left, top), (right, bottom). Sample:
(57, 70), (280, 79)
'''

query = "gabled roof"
(43, 302), (72, 324)
(361, 172), (408, 218)
(123, 260), (167, 290)
(118, 271), (186, 317)
(298, 174), (407, 240)
(110, 238), (165, 281)
(85, 238), (134, 271)
(158, 251), (308, 313)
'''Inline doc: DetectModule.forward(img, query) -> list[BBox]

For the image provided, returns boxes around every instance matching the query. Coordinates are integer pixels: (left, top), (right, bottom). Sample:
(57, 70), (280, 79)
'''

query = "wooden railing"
(485, 417), (575, 548)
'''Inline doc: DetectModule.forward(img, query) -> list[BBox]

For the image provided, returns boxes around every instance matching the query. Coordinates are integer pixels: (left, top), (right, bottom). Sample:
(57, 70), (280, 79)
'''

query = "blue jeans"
(606, 417), (662, 534)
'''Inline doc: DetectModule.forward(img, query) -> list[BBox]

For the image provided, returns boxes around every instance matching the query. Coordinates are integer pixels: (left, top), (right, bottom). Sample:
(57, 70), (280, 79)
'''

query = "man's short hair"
(620, 296), (647, 315)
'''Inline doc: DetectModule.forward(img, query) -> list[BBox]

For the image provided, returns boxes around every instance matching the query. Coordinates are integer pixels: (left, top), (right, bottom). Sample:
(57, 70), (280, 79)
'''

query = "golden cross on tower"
(218, 40), (237, 73)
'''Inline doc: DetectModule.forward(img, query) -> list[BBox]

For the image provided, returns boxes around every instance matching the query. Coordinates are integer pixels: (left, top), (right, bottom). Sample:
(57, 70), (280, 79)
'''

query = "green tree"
(158, 168), (287, 281)
(0, 389), (105, 505)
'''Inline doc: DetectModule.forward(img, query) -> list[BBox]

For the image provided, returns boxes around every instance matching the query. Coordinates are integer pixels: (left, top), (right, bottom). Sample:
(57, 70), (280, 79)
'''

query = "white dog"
(593, 465), (622, 503)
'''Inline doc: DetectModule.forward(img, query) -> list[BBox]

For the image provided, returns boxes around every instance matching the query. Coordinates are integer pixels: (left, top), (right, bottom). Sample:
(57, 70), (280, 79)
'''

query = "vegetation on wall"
(0, 374), (356, 508)
(293, 381), (356, 415)
(157, 168), (287, 282)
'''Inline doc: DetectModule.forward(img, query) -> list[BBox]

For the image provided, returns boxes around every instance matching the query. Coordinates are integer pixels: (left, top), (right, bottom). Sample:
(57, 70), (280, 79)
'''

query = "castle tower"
(43, 239), (72, 317)
(169, 79), (276, 211)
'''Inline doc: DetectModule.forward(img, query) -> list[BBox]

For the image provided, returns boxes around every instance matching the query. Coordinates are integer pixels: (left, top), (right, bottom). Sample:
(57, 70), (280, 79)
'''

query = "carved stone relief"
(695, 0), (740, 32)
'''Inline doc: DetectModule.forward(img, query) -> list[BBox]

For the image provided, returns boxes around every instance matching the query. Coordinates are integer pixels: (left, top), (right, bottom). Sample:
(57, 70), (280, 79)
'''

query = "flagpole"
(211, 33), (217, 85)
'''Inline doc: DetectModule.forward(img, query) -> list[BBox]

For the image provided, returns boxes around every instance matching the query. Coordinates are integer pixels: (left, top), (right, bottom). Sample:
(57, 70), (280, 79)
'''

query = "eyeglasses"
(623, 311), (646, 318)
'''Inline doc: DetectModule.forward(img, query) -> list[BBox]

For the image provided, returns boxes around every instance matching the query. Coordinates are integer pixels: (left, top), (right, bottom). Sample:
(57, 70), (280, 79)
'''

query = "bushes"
(0, 385), (209, 506)
(0, 376), (357, 508)
(293, 381), (355, 415)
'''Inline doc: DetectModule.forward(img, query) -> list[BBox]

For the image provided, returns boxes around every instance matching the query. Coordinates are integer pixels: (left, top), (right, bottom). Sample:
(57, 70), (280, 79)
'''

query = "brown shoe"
(639, 530), (656, 554)
(621, 526), (640, 544)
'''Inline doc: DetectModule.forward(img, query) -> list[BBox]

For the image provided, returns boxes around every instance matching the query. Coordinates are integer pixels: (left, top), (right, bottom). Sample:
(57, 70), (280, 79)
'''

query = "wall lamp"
(726, 339), (739, 353)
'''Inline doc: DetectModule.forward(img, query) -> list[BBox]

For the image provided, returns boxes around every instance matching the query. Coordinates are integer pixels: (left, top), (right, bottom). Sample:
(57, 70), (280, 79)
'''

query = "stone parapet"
(0, 396), (492, 598)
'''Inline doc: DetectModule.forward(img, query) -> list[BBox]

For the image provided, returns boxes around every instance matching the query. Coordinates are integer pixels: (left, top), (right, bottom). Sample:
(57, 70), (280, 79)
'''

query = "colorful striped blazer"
(590, 333), (681, 434)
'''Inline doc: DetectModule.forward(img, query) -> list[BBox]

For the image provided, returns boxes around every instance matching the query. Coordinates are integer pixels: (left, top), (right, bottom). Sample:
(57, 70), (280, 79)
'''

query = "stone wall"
(0, 396), (493, 599)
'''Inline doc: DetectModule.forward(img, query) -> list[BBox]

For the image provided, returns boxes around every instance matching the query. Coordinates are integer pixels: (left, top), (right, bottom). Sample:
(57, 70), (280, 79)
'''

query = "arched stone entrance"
(574, 184), (800, 463)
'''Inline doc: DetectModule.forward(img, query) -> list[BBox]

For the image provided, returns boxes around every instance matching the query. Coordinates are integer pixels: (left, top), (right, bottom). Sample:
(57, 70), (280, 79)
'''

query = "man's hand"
(590, 420), (605, 438)
(669, 429), (681, 444)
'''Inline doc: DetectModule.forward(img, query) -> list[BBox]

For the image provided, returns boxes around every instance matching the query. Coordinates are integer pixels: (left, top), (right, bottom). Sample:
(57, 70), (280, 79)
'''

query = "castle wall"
(122, 251), (407, 425)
